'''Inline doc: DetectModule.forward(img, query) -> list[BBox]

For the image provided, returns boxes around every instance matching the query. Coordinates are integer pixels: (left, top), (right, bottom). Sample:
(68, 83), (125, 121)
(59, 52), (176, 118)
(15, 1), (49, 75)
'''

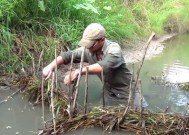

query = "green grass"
(1, 0), (189, 73)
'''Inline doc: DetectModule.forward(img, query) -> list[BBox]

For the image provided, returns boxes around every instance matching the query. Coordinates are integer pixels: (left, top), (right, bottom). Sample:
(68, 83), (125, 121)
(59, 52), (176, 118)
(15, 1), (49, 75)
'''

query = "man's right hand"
(42, 65), (54, 80)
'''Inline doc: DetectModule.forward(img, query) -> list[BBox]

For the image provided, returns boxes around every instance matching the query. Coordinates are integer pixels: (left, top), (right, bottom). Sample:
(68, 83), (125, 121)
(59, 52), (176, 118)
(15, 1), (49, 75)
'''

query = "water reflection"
(163, 61), (189, 83)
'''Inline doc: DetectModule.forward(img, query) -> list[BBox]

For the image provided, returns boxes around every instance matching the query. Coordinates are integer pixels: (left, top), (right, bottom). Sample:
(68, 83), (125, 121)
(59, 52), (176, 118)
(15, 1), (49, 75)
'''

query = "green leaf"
(73, 3), (99, 14)
(103, 6), (112, 11)
(38, 0), (45, 12)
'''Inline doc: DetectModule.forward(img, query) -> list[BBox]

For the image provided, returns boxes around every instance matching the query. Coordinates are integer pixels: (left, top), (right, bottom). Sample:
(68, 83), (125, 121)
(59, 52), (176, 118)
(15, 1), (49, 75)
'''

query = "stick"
(55, 47), (58, 93)
(0, 87), (23, 105)
(68, 54), (74, 117)
(130, 64), (135, 107)
(73, 48), (85, 112)
(32, 54), (36, 76)
(41, 55), (46, 128)
(117, 71), (134, 126)
(118, 33), (155, 126)
(84, 67), (89, 114)
(50, 72), (56, 132)
(37, 50), (44, 75)
(101, 70), (105, 107)
(133, 32), (155, 94)
(139, 79), (143, 116)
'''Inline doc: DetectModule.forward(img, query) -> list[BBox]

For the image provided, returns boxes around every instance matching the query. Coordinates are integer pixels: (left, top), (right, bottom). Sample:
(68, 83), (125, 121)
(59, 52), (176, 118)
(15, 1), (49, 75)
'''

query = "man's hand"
(42, 56), (64, 80)
(64, 69), (80, 85)
(42, 65), (54, 80)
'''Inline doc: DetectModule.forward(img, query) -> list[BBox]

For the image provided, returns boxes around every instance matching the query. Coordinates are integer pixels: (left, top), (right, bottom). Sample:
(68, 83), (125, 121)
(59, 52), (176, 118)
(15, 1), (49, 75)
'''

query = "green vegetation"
(0, 0), (189, 73)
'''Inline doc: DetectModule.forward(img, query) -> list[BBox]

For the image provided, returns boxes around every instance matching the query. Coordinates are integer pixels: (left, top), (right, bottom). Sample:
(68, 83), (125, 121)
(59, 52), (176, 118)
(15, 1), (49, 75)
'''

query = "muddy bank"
(122, 33), (177, 63)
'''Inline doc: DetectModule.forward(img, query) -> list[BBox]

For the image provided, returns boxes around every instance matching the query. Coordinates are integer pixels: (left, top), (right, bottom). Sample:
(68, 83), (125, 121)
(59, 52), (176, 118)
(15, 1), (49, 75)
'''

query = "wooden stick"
(118, 72), (134, 126)
(32, 54), (36, 76)
(139, 79), (143, 116)
(73, 48), (85, 112)
(101, 70), (105, 107)
(41, 55), (46, 128)
(118, 32), (155, 126)
(133, 32), (155, 95)
(37, 50), (44, 75)
(50, 72), (56, 132)
(68, 54), (74, 117)
(130, 64), (135, 108)
(84, 67), (89, 114)
(55, 47), (58, 93)
(0, 87), (23, 105)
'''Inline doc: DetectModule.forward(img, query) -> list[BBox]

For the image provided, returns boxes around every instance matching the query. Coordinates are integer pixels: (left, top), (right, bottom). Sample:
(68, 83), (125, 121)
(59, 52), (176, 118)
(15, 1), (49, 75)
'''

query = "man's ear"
(101, 37), (105, 41)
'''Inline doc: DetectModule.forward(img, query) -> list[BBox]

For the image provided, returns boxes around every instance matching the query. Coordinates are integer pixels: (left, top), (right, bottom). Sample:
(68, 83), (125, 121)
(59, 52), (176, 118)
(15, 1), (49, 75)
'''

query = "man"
(43, 23), (148, 107)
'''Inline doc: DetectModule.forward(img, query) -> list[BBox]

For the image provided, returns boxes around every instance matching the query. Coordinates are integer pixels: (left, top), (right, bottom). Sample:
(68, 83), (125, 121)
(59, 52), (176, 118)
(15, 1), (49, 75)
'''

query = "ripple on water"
(163, 61), (189, 84)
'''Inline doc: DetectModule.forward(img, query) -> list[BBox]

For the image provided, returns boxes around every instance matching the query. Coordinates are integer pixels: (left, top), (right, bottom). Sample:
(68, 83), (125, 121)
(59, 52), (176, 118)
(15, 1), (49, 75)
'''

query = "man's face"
(88, 38), (104, 53)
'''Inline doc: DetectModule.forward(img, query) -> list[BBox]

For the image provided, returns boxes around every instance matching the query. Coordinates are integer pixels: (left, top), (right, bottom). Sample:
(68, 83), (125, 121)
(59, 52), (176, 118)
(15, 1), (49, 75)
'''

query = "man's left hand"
(64, 69), (80, 85)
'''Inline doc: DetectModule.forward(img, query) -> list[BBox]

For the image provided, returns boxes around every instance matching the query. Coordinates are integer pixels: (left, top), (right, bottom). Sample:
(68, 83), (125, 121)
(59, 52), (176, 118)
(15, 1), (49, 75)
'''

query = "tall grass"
(0, 26), (20, 73)
(129, 0), (189, 35)
(1, 0), (189, 73)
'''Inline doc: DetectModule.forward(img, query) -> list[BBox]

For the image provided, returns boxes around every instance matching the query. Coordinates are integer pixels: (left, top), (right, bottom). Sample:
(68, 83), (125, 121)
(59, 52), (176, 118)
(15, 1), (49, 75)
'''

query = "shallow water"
(136, 34), (189, 113)
(0, 86), (51, 135)
(1, 34), (189, 134)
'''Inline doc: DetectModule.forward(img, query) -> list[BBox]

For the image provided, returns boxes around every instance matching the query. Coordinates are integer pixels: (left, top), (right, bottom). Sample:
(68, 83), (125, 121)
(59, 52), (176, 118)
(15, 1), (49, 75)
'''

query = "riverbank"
(123, 33), (177, 63)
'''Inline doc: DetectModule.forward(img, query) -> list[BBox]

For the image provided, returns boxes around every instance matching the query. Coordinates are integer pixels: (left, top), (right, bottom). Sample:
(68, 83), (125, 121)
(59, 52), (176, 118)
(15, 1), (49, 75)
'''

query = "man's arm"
(81, 63), (103, 74)
(64, 63), (103, 85)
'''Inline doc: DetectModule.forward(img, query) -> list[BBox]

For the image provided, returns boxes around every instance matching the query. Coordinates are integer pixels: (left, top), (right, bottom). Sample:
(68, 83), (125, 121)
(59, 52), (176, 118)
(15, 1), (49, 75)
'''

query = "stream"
(0, 33), (189, 134)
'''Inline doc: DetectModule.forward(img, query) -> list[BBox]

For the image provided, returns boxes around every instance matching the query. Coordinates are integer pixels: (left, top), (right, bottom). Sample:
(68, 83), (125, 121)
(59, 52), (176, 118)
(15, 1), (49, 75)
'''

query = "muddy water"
(0, 86), (51, 135)
(135, 33), (189, 113)
(0, 33), (189, 134)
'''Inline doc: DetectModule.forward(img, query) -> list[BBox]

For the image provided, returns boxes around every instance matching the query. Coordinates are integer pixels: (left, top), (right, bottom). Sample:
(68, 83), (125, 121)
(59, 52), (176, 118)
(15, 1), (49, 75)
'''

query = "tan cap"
(79, 23), (105, 48)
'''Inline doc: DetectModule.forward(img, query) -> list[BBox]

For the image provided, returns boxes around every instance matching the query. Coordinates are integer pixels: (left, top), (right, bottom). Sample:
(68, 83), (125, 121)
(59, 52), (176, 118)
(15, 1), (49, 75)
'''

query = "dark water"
(0, 34), (189, 134)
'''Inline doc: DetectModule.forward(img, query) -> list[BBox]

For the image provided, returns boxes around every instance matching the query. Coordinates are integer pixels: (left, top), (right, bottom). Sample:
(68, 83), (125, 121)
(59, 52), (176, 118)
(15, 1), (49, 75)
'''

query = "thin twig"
(118, 71), (134, 125)
(55, 47), (58, 93)
(73, 48), (85, 111)
(32, 54), (36, 76)
(139, 79), (143, 116)
(84, 67), (89, 114)
(41, 54), (46, 128)
(0, 87), (24, 105)
(37, 49), (44, 75)
(118, 31), (155, 125)
(133, 32), (155, 94)
(50, 72), (56, 132)
(101, 70), (105, 107)
(130, 64), (135, 108)
(68, 53), (74, 117)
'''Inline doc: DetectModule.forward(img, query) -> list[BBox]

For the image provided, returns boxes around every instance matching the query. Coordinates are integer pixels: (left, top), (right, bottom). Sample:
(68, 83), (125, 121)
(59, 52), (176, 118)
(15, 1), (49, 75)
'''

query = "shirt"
(60, 39), (132, 100)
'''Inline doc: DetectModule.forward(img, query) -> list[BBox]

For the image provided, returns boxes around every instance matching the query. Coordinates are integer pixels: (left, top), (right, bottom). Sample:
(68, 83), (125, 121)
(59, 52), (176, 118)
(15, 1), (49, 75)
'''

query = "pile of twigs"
(40, 106), (189, 135)
(2, 75), (189, 135)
